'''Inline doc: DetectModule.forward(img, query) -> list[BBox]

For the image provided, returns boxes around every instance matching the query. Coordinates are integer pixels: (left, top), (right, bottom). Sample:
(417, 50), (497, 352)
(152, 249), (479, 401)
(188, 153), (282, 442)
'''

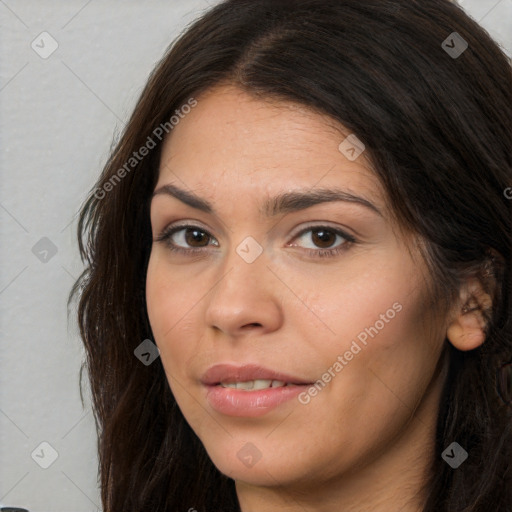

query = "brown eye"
(183, 228), (211, 247)
(288, 225), (356, 259)
(156, 223), (355, 259)
(310, 228), (338, 248)
(155, 225), (219, 252)
(293, 226), (350, 250)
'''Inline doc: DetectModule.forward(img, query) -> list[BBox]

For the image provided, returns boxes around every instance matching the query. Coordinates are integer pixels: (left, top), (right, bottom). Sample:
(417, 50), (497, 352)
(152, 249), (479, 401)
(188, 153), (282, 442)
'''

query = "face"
(146, 83), (447, 492)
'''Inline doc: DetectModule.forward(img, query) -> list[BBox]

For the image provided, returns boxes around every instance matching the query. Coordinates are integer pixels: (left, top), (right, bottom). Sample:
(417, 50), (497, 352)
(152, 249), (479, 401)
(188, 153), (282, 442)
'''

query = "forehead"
(157, 83), (384, 210)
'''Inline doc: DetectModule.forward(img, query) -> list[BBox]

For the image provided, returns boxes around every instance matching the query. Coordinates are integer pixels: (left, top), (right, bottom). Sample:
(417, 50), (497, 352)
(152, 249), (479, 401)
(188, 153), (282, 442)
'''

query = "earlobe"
(446, 306), (487, 351)
(446, 277), (493, 352)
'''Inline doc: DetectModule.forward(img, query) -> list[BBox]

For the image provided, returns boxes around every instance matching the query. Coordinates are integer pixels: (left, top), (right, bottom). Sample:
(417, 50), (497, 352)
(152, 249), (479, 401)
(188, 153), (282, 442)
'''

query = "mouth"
(201, 363), (312, 386)
(217, 379), (301, 390)
(201, 364), (314, 417)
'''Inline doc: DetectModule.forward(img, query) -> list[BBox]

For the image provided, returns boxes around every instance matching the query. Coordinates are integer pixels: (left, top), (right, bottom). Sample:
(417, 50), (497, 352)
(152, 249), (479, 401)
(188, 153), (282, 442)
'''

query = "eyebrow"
(152, 183), (383, 218)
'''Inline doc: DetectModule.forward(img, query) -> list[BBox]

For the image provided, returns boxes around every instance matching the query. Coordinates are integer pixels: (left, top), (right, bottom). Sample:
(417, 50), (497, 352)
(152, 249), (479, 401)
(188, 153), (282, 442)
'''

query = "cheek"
(303, 253), (421, 358)
(146, 255), (206, 418)
(309, 261), (439, 426)
(146, 255), (170, 338)
(327, 291), (440, 435)
(145, 255), (197, 366)
(293, 304), (442, 479)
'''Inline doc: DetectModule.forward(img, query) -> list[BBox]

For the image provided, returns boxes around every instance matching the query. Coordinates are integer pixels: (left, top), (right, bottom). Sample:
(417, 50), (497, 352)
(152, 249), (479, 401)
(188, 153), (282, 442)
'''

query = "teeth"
(220, 379), (290, 390)
(250, 379), (272, 390)
(220, 382), (239, 389)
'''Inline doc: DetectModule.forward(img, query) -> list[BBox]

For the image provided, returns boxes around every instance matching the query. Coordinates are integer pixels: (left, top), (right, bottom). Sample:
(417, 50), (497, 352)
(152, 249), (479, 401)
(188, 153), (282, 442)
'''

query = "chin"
(202, 439), (316, 487)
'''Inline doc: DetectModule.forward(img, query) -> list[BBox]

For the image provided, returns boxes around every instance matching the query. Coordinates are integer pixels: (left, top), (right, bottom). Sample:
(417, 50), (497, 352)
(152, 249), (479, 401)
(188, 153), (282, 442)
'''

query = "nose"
(204, 239), (284, 338)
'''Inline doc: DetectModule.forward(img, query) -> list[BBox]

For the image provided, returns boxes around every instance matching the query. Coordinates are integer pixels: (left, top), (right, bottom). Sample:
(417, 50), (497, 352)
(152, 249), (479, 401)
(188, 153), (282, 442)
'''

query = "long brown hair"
(68, 0), (512, 510)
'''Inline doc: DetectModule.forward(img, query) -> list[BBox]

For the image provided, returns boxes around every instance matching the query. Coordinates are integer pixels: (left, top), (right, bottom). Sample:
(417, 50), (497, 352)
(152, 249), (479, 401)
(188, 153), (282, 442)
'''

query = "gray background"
(1, 1), (510, 510)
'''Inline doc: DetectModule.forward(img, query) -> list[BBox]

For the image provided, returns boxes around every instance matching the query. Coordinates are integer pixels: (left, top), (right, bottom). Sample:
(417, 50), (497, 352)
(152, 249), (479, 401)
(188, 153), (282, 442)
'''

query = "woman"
(69, 0), (512, 510)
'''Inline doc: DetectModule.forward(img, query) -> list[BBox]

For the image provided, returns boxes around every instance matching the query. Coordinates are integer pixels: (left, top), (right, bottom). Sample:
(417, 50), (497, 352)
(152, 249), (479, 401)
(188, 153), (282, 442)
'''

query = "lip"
(201, 363), (313, 417)
(200, 363), (312, 386)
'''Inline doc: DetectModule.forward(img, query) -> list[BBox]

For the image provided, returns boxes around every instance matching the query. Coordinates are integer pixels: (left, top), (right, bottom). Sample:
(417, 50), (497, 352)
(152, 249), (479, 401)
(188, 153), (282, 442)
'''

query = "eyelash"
(155, 223), (356, 259)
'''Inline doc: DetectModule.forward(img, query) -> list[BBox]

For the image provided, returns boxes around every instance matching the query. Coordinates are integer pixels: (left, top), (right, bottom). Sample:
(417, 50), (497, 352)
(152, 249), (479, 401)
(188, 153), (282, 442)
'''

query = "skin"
(145, 83), (489, 511)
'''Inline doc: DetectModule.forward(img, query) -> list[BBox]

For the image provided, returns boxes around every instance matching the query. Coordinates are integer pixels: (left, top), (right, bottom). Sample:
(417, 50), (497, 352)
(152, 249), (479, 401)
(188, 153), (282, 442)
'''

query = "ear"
(446, 276), (493, 351)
